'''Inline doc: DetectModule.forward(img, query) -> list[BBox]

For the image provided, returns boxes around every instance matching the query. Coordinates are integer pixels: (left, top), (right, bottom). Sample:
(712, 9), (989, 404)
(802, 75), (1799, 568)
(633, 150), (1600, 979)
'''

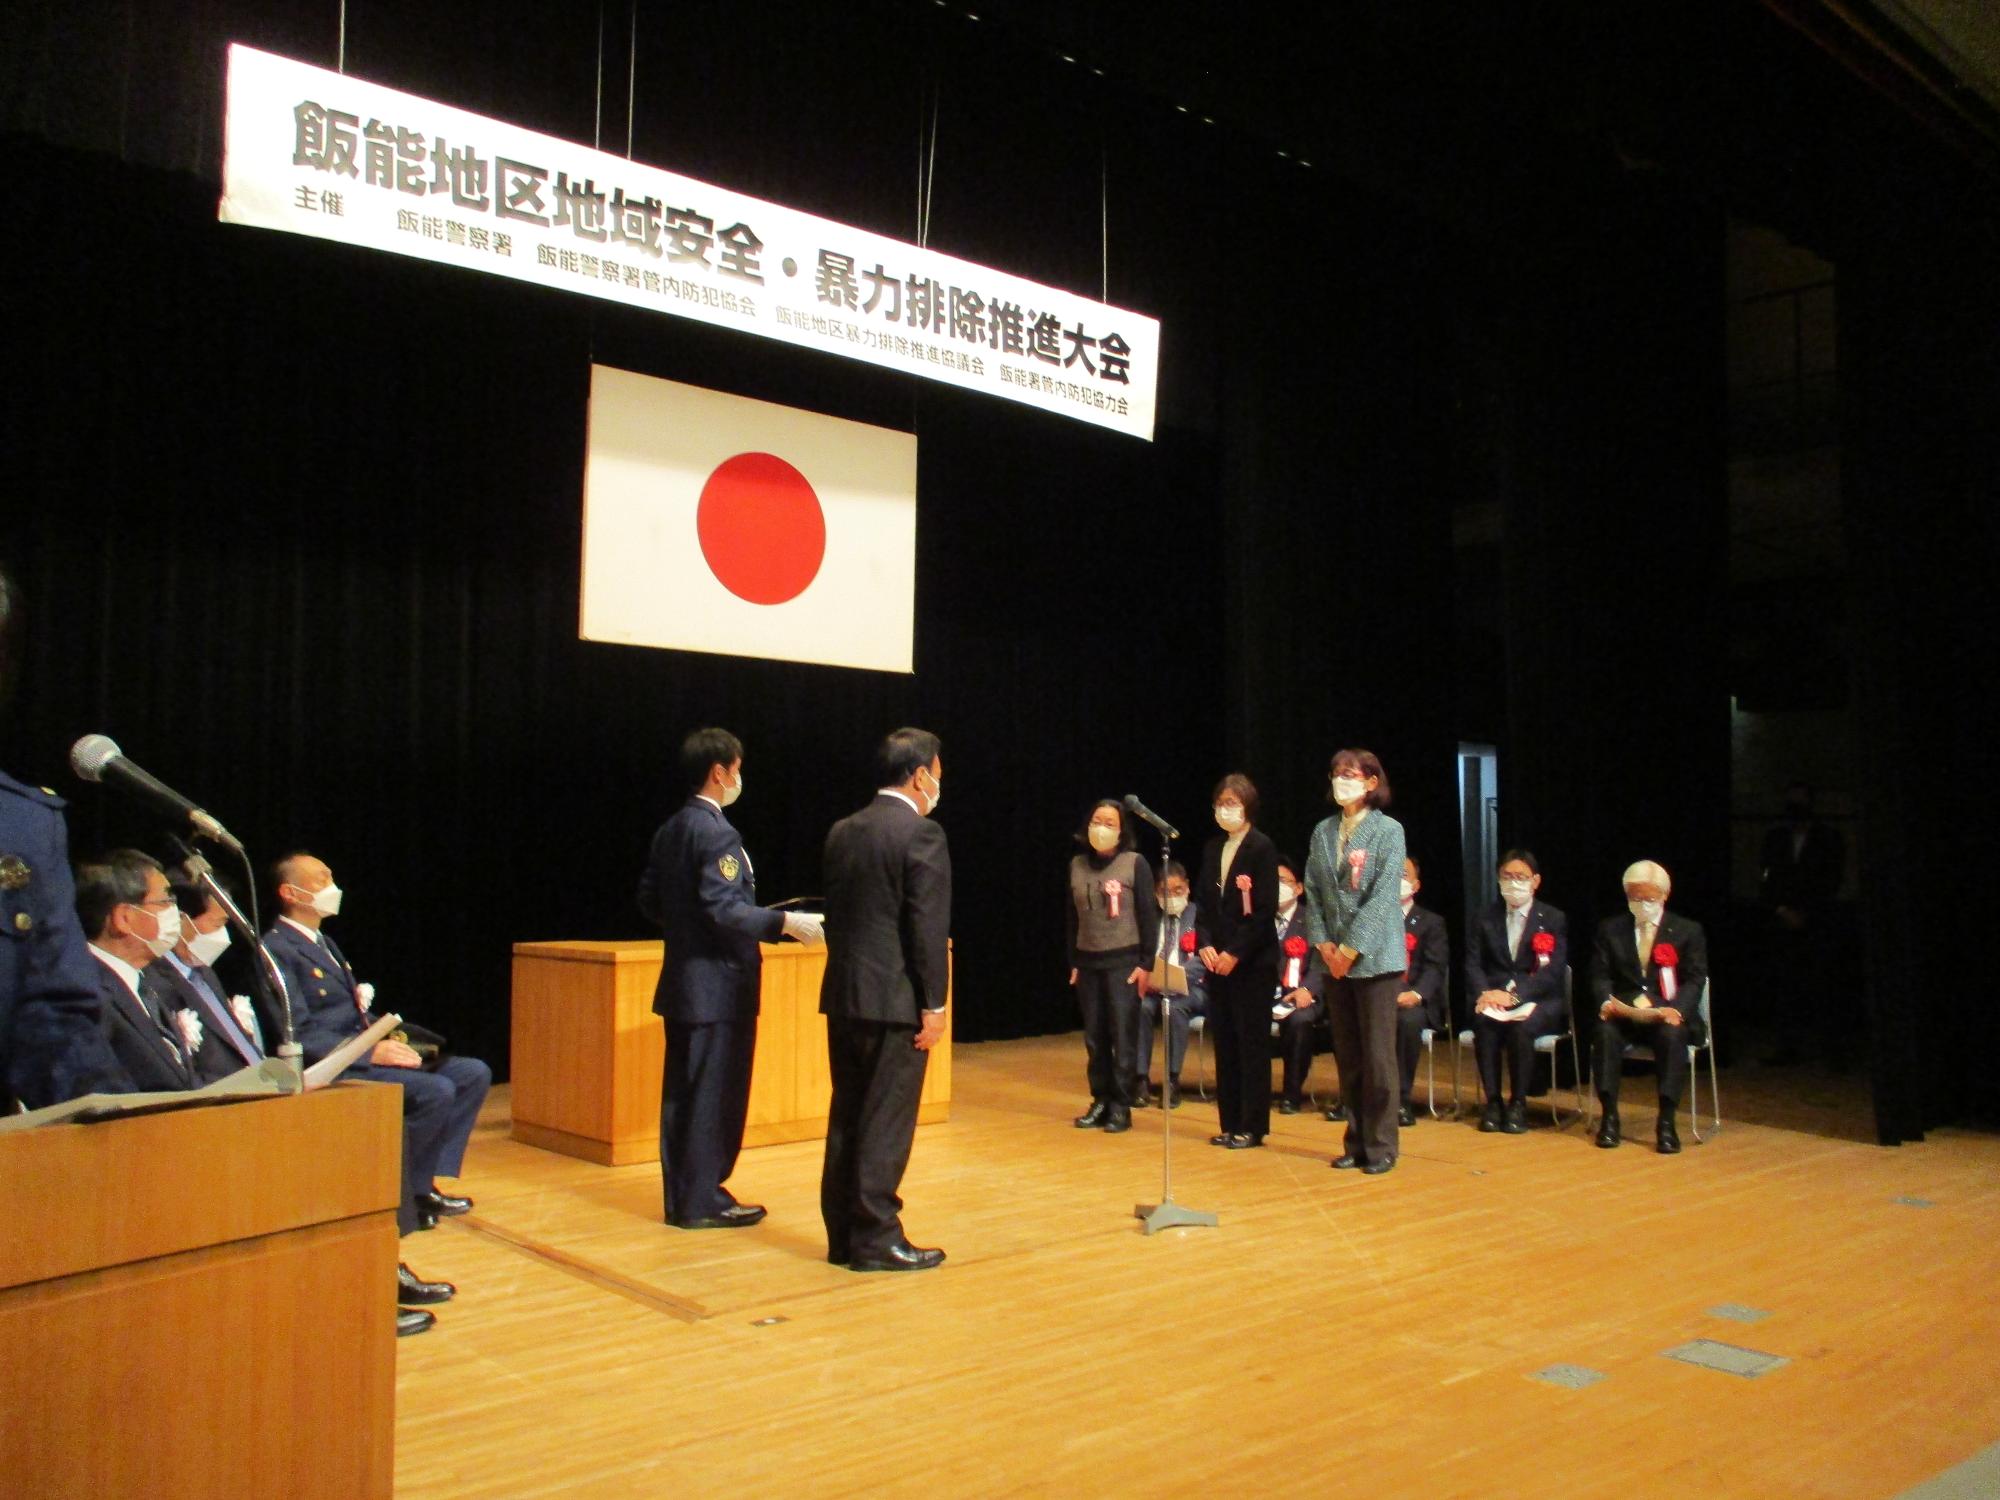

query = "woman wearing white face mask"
(1195, 773), (1280, 1149)
(1066, 800), (1158, 1133)
(1302, 748), (1408, 1174)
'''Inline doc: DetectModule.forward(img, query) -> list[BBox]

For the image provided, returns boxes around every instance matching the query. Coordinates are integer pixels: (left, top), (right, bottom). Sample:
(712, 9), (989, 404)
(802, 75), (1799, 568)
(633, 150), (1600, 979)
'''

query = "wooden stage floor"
(396, 1035), (2000, 1498)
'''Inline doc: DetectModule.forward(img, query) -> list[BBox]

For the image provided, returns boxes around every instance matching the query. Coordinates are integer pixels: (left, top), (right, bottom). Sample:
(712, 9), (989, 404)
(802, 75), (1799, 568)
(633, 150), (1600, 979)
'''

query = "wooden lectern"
(0, 1083), (403, 1500)
(510, 939), (953, 1165)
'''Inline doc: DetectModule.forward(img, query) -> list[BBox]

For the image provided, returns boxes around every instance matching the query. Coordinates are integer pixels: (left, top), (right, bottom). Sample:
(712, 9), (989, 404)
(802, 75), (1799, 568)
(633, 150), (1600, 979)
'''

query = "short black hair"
(168, 867), (216, 920)
(874, 727), (940, 787)
(75, 848), (163, 940)
(1275, 853), (1302, 881)
(1498, 848), (1540, 875)
(679, 727), (744, 794)
(1211, 773), (1260, 824)
(1405, 854), (1421, 878)
(1076, 799), (1136, 854)
(1156, 860), (1189, 885)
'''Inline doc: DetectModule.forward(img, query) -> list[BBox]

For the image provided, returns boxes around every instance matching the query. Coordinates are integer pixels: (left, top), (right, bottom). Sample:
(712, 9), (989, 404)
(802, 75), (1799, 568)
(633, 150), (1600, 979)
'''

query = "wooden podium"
(0, 1083), (403, 1500)
(510, 939), (953, 1165)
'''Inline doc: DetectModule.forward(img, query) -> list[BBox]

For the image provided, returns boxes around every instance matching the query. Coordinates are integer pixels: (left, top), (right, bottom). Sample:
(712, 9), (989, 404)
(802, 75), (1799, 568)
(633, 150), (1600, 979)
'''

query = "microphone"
(69, 734), (244, 851)
(1123, 794), (1179, 841)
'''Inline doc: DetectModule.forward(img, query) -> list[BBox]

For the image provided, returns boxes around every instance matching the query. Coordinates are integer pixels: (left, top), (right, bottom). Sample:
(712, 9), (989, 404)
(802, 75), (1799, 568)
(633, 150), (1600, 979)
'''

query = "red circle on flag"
(695, 452), (827, 605)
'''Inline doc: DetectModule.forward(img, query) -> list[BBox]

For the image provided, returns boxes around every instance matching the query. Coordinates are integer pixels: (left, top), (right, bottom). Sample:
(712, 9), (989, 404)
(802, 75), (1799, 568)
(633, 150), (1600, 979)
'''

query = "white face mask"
(188, 924), (232, 967)
(1087, 824), (1120, 853)
(1214, 805), (1244, 832)
(720, 769), (744, 808)
(295, 882), (343, 918)
(1499, 878), (1534, 911)
(915, 766), (941, 814)
(1331, 776), (1366, 807)
(1398, 879), (1415, 902)
(1161, 893), (1188, 917)
(1628, 898), (1664, 926)
(1276, 880), (1299, 909)
(136, 903), (181, 959)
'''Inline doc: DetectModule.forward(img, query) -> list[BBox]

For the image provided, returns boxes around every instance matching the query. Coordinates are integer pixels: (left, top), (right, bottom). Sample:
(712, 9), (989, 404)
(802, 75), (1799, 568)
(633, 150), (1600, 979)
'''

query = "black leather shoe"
(1208, 1132), (1233, 1146)
(673, 1202), (768, 1230)
(397, 1308), (436, 1337)
(1132, 1086), (1152, 1109)
(1074, 1101), (1108, 1129)
(1656, 1115), (1682, 1155)
(1478, 1101), (1503, 1133)
(849, 1239), (945, 1273)
(1323, 1105), (1346, 1123)
(1503, 1101), (1528, 1135)
(1102, 1105), (1132, 1133)
(1595, 1111), (1622, 1149)
(398, 1263), (455, 1305)
(1398, 1103), (1417, 1127)
(1362, 1156), (1396, 1175)
(827, 1247), (849, 1266)
(1277, 1097), (1300, 1116)
(1222, 1133), (1261, 1150)
(1166, 1081), (1183, 1109)
(419, 1189), (473, 1217)
(1331, 1153), (1363, 1169)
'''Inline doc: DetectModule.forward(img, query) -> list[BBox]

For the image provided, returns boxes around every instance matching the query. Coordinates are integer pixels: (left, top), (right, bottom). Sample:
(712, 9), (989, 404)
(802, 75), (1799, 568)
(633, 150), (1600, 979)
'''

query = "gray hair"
(1621, 859), (1671, 894)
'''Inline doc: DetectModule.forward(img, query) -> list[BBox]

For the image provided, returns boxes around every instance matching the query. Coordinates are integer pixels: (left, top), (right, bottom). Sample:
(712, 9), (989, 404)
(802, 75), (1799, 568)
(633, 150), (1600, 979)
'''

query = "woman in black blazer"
(1194, 773), (1281, 1148)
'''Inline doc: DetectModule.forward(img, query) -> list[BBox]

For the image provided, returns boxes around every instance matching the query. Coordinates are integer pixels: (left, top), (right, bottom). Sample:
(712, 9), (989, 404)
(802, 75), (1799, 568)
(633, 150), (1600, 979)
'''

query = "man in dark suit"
(154, 868), (264, 1085)
(818, 727), (951, 1272)
(1466, 849), (1568, 1134)
(1393, 856), (1450, 1127)
(1272, 855), (1328, 1115)
(263, 852), (484, 1333)
(1758, 781), (1846, 1064)
(74, 849), (198, 1093)
(1591, 858), (1710, 1154)
(636, 727), (823, 1230)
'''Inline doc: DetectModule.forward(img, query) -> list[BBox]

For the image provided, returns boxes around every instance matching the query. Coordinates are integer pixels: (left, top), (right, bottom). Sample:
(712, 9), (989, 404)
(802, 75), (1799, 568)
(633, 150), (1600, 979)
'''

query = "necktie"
(1637, 923), (1655, 969)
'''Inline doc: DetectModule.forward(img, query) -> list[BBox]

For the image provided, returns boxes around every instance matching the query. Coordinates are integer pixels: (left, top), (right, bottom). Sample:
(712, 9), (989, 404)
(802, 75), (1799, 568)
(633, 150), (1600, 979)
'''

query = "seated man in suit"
(1592, 858), (1710, 1155)
(74, 849), (198, 1093)
(263, 852), (488, 1333)
(1466, 849), (1568, 1135)
(1135, 860), (1206, 1109)
(153, 867), (265, 1084)
(1272, 856), (1328, 1116)
(1393, 857), (1450, 1127)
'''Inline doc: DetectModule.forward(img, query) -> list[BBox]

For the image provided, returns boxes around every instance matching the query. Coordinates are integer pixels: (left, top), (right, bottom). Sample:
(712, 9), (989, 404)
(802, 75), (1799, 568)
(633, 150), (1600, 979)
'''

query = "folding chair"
(1592, 978), (1720, 1142)
(1446, 967), (1581, 1127)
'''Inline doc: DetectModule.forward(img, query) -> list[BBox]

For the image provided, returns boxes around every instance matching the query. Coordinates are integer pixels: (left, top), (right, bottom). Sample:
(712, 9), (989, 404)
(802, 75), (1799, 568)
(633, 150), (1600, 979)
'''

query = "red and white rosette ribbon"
(1283, 935), (1308, 989)
(1531, 930), (1555, 970)
(1179, 929), (1199, 962)
(1404, 929), (1418, 975)
(1102, 878), (1123, 920)
(1347, 847), (1366, 890)
(1235, 872), (1253, 915)
(1653, 942), (1679, 1002)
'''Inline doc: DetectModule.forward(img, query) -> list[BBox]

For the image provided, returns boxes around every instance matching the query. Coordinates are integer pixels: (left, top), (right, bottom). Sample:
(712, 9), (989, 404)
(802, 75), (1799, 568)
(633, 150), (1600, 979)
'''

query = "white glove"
(782, 911), (826, 945)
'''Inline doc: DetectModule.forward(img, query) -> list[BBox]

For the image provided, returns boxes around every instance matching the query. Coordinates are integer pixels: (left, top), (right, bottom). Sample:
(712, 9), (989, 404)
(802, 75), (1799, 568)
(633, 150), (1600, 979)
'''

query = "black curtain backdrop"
(2, 0), (1995, 1135)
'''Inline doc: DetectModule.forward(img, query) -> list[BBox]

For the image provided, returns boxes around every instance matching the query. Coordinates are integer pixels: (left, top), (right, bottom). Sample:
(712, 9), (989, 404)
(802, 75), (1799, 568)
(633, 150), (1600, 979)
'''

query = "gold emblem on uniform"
(719, 855), (741, 881)
(0, 855), (31, 891)
(12, 912), (31, 932)
(312, 966), (326, 979)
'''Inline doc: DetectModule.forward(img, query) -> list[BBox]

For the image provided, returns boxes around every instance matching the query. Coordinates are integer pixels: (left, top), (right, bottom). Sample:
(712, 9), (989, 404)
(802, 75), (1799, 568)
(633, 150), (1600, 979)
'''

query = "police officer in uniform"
(0, 562), (132, 1109)
(638, 727), (823, 1229)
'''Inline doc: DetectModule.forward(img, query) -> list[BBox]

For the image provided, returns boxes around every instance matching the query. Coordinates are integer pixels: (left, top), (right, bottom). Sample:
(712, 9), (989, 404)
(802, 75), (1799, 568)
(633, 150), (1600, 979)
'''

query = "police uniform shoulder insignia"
(0, 854), (31, 891)
(719, 854), (741, 881)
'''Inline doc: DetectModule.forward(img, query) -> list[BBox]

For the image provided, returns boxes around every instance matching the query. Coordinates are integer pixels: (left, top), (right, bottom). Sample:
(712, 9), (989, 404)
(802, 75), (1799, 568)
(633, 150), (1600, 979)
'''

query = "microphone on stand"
(1123, 794), (1179, 841)
(69, 733), (245, 851)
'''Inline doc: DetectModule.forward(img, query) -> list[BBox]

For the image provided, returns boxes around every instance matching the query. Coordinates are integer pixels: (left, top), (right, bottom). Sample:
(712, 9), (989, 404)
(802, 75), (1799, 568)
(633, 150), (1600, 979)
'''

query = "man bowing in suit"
(637, 727), (823, 1230)
(1592, 858), (1709, 1154)
(819, 728), (951, 1272)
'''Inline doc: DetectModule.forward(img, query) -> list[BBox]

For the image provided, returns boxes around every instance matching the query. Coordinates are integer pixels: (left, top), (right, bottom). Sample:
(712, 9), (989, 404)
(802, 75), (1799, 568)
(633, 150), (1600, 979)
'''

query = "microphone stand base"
(1134, 1200), (1219, 1236)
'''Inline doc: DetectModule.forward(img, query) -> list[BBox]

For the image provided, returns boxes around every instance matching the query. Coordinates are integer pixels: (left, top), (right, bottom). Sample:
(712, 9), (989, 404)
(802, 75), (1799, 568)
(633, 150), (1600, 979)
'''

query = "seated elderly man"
(75, 849), (199, 1093)
(1591, 858), (1710, 1154)
(263, 851), (489, 1334)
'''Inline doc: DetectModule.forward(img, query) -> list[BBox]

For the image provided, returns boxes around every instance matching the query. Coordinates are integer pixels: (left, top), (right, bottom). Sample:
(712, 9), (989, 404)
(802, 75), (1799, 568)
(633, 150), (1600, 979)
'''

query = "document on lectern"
(302, 1012), (404, 1088)
(0, 1056), (299, 1134)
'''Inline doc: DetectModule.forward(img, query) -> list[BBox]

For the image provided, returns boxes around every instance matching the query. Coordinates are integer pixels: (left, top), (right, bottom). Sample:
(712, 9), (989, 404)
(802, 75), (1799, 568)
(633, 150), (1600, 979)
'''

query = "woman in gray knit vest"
(1303, 748), (1409, 1175)
(1066, 799), (1160, 1134)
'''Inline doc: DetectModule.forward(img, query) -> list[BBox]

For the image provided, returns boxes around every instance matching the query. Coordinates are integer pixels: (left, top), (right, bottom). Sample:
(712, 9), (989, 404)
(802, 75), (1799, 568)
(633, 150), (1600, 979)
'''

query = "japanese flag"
(580, 366), (917, 673)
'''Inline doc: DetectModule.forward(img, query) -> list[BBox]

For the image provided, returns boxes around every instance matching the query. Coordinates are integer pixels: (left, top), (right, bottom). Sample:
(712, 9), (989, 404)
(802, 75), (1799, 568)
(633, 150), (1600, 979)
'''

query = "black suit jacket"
(636, 797), (786, 1025)
(1759, 822), (1844, 914)
(820, 793), (952, 1024)
(1590, 909), (1709, 1045)
(1194, 826), (1280, 971)
(1467, 900), (1569, 1025)
(89, 954), (195, 1092)
(153, 959), (262, 1083)
(1403, 905), (1450, 1028)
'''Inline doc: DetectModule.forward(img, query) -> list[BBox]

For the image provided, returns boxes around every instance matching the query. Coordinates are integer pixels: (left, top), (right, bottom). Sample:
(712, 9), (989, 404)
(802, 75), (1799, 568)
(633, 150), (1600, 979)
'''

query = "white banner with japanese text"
(219, 44), (1160, 440)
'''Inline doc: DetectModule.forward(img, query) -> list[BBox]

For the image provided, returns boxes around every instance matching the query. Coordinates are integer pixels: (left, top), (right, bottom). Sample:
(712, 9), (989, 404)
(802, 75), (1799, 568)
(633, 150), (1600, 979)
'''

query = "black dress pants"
(1594, 1013), (1692, 1107)
(660, 1013), (757, 1222)
(821, 1016), (929, 1259)
(1075, 962), (1140, 1107)
(1327, 971), (1402, 1164)
(1209, 962), (1275, 1140)
(1276, 1003), (1319, 1103)
(1473, 1010), (1557, 1104)
(1394, 1003), (1428, 1106)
